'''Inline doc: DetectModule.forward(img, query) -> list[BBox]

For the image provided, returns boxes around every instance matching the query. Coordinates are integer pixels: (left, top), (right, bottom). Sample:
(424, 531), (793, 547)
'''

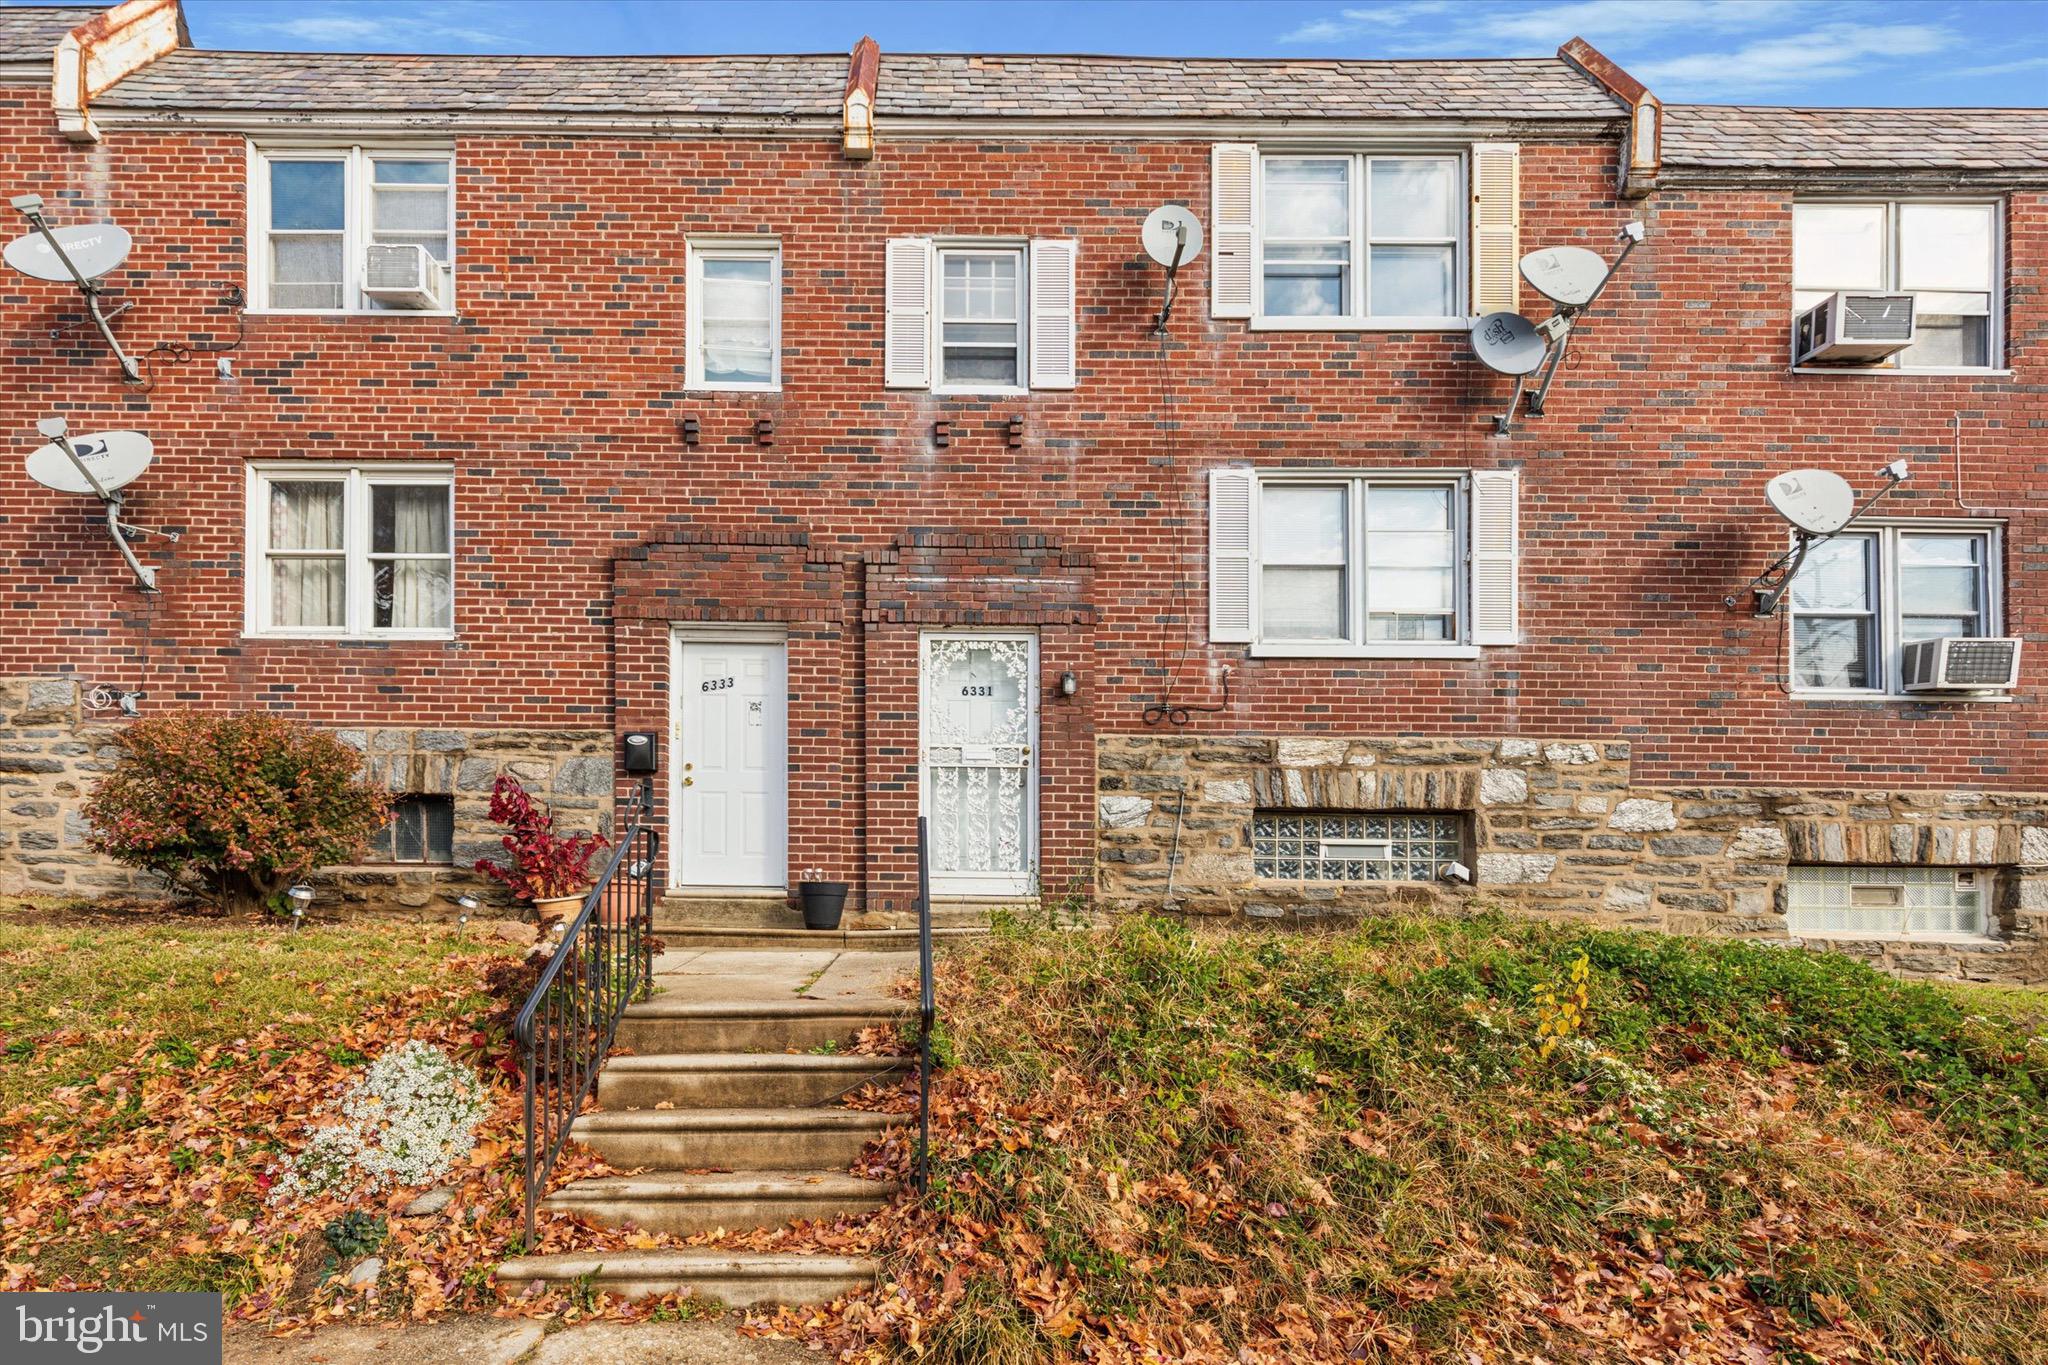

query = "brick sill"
(1790, 366), (2013, 378)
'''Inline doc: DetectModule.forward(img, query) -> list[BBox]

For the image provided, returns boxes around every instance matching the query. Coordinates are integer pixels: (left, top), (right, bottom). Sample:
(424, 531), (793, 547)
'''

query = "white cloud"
(208, 2), (525, 52)
(1281, 0), (1806, 52)
(1629, 20), (1954, 95)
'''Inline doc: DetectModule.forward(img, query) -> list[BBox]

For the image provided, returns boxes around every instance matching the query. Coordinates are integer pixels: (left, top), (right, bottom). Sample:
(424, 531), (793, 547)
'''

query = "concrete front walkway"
(225, 1316), (813, 1364)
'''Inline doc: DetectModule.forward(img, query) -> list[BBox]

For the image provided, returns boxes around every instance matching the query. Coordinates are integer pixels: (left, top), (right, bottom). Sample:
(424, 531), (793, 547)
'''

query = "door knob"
(682, 776), (694, 787)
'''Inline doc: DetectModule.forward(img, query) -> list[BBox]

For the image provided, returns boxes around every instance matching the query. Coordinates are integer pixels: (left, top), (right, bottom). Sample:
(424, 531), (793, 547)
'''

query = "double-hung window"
(1788, 523), (1999, 693)
(686, 239), (781, 390)
(248, 464), (454, 638)
(1792, 200), (2000, 370)
(251, 145), (455, 312)
(1258, 153), (1463, 325)
(883, 237), (1078, 392)
(1209, 470), (1522, 657)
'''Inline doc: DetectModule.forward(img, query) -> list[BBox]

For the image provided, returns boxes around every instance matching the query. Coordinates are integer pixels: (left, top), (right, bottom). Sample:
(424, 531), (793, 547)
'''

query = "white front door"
(673, 638), (787, 890)
(920, 632), (1038, 897)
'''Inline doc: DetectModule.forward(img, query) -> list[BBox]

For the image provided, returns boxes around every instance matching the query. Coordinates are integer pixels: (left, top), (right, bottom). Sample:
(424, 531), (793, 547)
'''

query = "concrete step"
(543, 1170), (899, 1236)
(496, 1249), (877, 1306)
(618, 998), (908, 1054)
(655, 895), (996, 936)
(572, 1106), (896, 1171)
(653, 925), (986, 951)
(599, 1052), (913, 1109)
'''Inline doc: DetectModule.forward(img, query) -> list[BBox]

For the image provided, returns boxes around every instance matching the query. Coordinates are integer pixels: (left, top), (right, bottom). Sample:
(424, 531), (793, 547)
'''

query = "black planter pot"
(798, 880), (849, 931)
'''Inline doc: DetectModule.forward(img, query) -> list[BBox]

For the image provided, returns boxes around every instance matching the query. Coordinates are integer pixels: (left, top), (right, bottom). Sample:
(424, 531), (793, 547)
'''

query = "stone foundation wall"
(1098, 734), (2048, 984)
(0, 678), (610, 916)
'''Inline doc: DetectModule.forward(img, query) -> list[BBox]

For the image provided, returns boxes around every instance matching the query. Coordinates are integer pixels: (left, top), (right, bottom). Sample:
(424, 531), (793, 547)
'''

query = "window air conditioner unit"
(1794, 290), (1915, 365)
(362, 243), (443, 310)
(1901, 637), (2021, 693)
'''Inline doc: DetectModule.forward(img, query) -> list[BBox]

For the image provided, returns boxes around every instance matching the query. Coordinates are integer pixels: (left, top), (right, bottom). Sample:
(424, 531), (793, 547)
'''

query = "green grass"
(906, 912), (2048, 1363)
(0, 897), (499, 1110)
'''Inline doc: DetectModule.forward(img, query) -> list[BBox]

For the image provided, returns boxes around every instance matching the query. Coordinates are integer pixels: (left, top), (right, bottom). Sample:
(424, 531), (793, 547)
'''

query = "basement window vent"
(1786, 865), (1986, 939)
(370, 794), (455, 865)
(1252, 811), (1462, 882)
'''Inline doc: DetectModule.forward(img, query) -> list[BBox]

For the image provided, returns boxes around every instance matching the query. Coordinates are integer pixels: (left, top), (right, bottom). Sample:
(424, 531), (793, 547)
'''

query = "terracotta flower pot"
(530, 891), (585, 926)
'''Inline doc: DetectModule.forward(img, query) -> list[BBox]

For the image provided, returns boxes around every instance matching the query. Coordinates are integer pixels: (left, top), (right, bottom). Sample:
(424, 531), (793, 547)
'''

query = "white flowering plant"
(270, 1041), (491, 1206)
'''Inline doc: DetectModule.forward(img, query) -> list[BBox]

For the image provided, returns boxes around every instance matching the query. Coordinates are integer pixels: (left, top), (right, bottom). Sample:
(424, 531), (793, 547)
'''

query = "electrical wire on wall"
(132, 285), (248, 392)
(1142, 307), (1233, 726)
(1950, 411), (2030, 518)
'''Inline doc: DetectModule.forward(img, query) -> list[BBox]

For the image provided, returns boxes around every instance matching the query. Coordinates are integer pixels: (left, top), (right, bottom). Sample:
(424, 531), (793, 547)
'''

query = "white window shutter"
(1470, 142), (1521, 316)
(1208, 468), (1257, 643)
(1210, 143), (1257, 320)
(1028, 237), (1078, 389)
(1470, 468), (1520, 645)
(884, 236), (933, 389)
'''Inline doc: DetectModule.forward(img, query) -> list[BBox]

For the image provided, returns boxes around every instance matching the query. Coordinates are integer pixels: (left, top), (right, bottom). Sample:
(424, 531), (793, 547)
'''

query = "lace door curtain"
(375, 485), (451, 629)
(269, 481), (345, 628)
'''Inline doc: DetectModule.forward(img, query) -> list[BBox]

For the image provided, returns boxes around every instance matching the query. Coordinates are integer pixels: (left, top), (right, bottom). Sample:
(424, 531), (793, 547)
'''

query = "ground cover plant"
(747, 913), (2048, 1363)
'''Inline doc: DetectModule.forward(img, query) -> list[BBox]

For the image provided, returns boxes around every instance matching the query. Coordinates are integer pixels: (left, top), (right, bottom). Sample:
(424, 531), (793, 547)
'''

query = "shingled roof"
(0, 4), (94, 62)
(1663, 104), (2048, 172)
(92, 47), (1625, 122)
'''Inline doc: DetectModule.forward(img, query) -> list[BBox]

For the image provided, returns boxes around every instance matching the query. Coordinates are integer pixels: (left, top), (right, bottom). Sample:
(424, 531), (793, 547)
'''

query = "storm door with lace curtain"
(920, 633), (1037, 896)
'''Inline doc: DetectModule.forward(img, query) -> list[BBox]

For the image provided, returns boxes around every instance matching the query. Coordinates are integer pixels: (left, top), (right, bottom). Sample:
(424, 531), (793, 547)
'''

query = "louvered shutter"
(1209, 468), (1257, 643)
(1210, 143), (1258, 320)
(1028, 238), (1078, 390)
(1469, 142), (1521, 316)
(884, 236), (933, 389)
(1469, 468), (1520, 645)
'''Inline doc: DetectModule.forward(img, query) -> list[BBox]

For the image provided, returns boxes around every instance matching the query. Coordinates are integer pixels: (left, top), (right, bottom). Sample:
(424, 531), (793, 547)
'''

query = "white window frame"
(933, 241), (1028, 396)
(246, 142), (456, 315)
(1248, 470), (1474, 659)
(245, 462), (456, 640)
(1786, 520), (2002, 698)
(685, 237), (782, 392)
(1790, 197), (2005, 375)
(1253, 151), (1468, 332)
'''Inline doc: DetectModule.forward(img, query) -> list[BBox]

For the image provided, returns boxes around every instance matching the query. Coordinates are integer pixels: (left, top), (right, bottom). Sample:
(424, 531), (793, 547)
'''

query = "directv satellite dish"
(1469, 312), (1545, 376)
(1142, 205), (1203, 268)
(27, 429), (154, 496)
(1519, 245), (1609, 307)
(4, 221), (131, 283)
(1765, 469), (1856, 536)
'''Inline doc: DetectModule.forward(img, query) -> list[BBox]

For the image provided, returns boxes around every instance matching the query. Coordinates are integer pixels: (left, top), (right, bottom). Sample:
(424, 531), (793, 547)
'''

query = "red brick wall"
(3, 93), (2044, 900)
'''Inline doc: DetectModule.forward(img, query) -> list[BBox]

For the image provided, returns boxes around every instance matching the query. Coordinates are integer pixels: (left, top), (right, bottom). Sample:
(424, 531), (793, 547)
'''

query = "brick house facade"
(3, 2), (2045, 979)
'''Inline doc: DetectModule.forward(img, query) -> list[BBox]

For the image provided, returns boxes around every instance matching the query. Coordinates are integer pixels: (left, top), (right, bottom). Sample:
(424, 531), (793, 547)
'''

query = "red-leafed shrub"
(473, 776), (607, 902)
(83, 710), (390, 914)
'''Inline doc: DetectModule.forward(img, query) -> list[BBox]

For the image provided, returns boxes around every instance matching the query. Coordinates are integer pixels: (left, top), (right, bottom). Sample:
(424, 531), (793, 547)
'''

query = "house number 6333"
(701, 677), (735, 692)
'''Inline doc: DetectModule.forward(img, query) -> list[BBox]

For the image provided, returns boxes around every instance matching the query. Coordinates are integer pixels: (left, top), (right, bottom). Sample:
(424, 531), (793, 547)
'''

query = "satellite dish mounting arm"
(1526, 221), (1645, 419)
(35, 419), (163, 592)
(1152, 228), (1189, 335)
(1730, 463), (1909, 616)
(11, 196), (142, 384)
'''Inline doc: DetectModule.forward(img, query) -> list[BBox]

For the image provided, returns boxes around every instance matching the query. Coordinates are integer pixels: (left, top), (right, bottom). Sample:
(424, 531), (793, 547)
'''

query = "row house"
(2, 1), (2045, 981)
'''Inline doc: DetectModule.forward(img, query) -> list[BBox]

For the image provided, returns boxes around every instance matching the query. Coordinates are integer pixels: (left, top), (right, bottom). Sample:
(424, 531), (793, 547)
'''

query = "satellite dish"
(1469, 312), (1546, 376)
(1142, 205), (1203, 268)
(26, 429), (154, 495)
(4, 221), (132, 283)
(1518, 245), (1609, 307)
(1765, 469), (1856, 536)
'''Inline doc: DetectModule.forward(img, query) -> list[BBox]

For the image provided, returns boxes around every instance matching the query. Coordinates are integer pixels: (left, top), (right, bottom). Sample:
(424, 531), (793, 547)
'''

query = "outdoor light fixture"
(455, 893), (480, 928)
(286, 883), (314, 928)
(1060, 670), (1078, 697)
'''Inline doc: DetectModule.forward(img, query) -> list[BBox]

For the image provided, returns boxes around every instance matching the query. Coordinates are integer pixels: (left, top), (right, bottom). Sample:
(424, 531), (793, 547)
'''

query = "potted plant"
(474, 776), (608, 925)
(796, 868), (848, 931)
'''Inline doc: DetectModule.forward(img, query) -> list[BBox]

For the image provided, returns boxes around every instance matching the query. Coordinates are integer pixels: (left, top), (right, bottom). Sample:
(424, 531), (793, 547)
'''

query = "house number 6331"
(701, 677), (736, 692)
(960, 684), (993, 696)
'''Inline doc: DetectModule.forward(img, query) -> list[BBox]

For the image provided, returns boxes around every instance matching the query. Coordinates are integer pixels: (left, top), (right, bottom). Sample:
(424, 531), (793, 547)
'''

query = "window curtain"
(375, 486), (451, 630)
(269, 482), (344, 628)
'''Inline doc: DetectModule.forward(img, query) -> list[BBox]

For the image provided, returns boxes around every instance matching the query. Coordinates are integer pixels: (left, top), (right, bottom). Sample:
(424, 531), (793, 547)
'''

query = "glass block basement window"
(1785, 866), (1986, 938)
(1252, 811), (1461, 882)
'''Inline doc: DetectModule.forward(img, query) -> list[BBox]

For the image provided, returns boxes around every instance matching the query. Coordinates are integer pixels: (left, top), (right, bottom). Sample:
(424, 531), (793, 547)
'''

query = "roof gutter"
(1558, 36), (1659, 199)
(52, 0), (187, 142)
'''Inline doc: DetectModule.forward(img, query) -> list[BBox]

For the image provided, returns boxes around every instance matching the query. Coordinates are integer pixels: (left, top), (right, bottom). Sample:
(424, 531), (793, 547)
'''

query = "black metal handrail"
(514, 779), (658, 1242)
(914, 814), (935, 1194)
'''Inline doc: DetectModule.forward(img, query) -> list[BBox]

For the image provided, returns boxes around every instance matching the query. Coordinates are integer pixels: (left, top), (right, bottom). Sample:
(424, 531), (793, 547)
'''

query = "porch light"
(1059, 671), (1078, 698)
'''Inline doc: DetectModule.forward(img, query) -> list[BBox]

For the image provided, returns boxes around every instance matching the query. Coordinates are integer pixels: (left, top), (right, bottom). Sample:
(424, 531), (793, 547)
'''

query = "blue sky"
(106, 1), (2048, 104)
